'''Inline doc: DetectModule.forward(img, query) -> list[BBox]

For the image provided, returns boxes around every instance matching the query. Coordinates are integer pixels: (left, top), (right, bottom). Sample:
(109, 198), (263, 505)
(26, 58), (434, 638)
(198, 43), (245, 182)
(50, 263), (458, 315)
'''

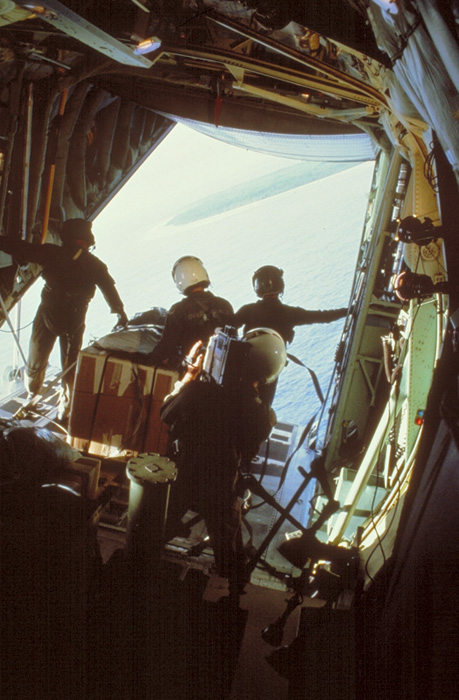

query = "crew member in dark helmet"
(233, 265), (347, 404)
(147, 255), (234, 373)
(0, 218), (128, 423)
(160, 328), (287, 603)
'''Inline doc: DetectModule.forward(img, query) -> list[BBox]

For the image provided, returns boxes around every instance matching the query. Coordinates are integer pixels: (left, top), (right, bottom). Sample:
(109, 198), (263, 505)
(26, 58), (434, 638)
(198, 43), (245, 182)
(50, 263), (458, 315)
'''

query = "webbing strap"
(191, 296), (218, 324)
(287, 352), (325, 404)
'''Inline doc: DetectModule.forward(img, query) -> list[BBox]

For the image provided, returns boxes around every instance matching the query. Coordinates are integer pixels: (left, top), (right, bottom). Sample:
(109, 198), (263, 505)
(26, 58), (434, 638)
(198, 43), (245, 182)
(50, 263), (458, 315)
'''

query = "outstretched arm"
(0, 238), (48, 265)
(292, 306), (347, 325)
(94, 262), (127, 324)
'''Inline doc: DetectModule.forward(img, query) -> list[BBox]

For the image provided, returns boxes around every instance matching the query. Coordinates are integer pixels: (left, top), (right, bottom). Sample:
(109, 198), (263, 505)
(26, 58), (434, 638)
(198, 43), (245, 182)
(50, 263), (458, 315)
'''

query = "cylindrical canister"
(125, 453), (177, 569)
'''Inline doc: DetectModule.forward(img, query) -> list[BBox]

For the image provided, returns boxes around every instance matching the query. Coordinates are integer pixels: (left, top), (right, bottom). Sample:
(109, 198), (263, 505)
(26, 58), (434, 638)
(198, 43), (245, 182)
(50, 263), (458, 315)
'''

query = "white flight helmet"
(172, 256), (210, 294)
(243, 327), (287, 384)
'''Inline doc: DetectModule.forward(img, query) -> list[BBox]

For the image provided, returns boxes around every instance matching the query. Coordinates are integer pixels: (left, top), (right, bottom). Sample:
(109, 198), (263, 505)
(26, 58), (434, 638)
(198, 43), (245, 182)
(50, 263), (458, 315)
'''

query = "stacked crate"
(69, 347), (178, 458)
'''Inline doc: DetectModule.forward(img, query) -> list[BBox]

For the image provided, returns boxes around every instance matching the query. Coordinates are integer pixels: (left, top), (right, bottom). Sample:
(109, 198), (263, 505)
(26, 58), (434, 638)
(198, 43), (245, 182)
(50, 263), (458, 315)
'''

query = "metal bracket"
(16, 0), (154, 68)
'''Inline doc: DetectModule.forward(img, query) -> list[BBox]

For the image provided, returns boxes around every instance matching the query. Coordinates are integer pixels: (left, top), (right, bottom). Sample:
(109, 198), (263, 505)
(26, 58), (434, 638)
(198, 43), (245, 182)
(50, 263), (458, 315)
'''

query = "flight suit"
(0, 239), (126, 419)
(234, 297), (347, 404)
(234, 297), (347, 345)
(160, 378), (275, 595)
(148, 290), (234, 372)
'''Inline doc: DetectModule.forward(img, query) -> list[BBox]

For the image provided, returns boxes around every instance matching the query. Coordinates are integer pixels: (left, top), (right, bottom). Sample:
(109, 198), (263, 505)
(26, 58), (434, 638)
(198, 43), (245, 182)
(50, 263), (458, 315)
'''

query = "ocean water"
(0, 126), (375, 433)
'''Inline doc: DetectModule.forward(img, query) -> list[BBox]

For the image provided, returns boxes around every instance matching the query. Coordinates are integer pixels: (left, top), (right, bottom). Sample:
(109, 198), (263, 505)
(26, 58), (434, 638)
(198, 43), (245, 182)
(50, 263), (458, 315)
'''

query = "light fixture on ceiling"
(134, 36), (162, 55)
(22, 3), (57, 19)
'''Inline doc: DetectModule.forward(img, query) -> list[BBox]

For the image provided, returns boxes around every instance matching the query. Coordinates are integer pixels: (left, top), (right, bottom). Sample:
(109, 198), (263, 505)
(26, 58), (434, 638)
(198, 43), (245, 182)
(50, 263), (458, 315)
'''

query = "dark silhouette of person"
(147, 255), (233, 373)
(0, 219), (127, 422)
(234, 265), (347, 404)
(160, 328), (287, 601)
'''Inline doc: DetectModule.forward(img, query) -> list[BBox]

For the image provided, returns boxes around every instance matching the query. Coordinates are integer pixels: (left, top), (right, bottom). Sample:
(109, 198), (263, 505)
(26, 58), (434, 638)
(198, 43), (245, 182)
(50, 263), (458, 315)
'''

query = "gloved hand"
(182, 340), (204, 383)
(112, 311), (128, 331)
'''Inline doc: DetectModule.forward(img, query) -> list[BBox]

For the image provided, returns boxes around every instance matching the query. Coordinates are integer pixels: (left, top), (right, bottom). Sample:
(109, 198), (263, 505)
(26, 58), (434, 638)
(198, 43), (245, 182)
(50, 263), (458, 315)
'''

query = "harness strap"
(72, 248), (84, 261)
(287, 352), (325, 404)
(191, 296), (222, 326)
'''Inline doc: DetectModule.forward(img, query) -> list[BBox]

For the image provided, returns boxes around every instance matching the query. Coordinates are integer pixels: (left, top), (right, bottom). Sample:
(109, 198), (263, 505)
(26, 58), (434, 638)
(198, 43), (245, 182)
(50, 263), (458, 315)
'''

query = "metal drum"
(125, 453), (177, 569)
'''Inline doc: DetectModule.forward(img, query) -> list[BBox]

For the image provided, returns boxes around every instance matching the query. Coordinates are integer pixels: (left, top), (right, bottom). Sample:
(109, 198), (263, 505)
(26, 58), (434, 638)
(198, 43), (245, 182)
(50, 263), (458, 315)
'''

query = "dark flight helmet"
(252, 265), (285, 298)
(60, 219), (95, 247)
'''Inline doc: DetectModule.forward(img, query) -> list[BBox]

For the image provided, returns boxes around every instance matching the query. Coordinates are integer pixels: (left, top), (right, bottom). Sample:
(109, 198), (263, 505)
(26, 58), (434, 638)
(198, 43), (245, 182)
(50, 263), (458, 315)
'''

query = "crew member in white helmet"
(160, 328), (287, 603)
(148, 255), (233, 372)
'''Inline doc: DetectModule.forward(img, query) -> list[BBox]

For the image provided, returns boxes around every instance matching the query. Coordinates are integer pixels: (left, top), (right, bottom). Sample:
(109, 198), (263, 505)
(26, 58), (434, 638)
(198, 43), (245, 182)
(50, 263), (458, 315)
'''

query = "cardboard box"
(69, 348), (177, 458)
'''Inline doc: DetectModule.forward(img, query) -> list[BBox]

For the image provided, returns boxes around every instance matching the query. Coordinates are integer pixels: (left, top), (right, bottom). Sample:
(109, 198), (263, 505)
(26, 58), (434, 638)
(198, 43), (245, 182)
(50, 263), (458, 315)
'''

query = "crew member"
(147, 255), (233, 373)
(0, 219), (128, 423)
(234, 265), (347, 404)
(160, 328), (287, 601)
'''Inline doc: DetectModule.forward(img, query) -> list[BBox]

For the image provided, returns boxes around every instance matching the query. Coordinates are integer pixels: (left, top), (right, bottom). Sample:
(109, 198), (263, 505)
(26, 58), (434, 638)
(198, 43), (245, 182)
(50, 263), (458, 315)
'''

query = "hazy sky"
(95, 124), (304, 232)
(88, 123), (374, 317)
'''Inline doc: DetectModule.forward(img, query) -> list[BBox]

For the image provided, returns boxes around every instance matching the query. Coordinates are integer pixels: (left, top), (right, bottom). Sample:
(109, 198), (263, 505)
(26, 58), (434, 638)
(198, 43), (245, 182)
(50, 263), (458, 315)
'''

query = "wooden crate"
(69, 348), (177, 458)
